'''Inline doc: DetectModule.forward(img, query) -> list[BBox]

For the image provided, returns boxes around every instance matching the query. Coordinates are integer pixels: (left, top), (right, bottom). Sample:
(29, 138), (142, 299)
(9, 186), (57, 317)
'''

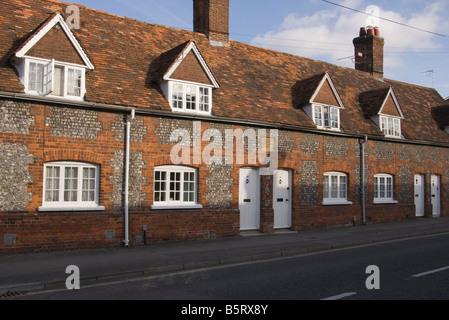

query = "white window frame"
(313, 104), (341, 130)
(151, 165), (202, 210)
(168, 81), (213, 115)
(322, 172), (352, 205)
(23, 57), (86, 100)
(373, 174), (398, 204)
(39, 162), (104, 212)
(380, 116), (401, 138)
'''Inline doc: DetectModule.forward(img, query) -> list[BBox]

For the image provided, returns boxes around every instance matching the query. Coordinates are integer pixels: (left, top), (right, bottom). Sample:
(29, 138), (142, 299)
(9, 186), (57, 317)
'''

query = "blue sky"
(72, 0), (449, 99)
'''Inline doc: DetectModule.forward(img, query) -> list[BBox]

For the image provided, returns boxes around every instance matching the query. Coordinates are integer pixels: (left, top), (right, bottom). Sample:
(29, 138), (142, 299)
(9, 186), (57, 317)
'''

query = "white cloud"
(250, 0), (448, 74)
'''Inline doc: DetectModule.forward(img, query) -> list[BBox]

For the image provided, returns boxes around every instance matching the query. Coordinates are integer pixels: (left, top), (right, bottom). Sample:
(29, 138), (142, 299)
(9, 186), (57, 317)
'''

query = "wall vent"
(105, 230), (115, 240)
(4, 234), (16, 245)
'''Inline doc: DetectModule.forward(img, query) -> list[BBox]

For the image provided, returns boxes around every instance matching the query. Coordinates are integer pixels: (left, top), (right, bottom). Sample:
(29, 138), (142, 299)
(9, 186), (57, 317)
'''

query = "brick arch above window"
(152, 155), (180, 167)
(43, 150), (103, 165)
(151, 155), (202, 172)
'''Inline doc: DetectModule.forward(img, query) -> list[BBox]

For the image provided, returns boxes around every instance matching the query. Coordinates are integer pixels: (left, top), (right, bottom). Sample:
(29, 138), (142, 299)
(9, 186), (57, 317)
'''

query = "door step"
(240, 230), (263, 237)
(274, 228), (296, 234)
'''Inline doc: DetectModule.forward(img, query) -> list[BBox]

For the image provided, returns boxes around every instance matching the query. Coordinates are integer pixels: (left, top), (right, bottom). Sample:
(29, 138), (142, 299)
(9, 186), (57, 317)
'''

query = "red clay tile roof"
(1, 0), (448, 144)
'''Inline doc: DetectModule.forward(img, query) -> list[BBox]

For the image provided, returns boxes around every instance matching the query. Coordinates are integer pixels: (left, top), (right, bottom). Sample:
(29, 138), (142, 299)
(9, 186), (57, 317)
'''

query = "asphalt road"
(8, 233), (449, 303)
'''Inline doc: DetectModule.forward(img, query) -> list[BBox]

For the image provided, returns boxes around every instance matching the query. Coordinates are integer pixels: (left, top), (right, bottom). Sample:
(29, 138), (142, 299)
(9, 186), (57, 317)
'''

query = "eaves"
(1, 90), (448, 149)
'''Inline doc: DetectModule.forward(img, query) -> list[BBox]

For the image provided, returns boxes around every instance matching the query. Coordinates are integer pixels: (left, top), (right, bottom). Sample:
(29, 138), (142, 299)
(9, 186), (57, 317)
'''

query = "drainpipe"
(360, 135), (368, 225)
(124, 108), (136, 247)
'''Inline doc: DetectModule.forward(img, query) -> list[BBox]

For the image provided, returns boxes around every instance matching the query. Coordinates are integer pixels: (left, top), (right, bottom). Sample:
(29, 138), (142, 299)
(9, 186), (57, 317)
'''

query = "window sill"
(37, 206), (105, 212)
(373, 200), (398, 205)
(322, 200), (353, 206)
(383, 135), (403, 140)
(316, 127), (342, 132)
(171, 108), (212, 116)
(25, 92), (84, 102)
(150, 204), (203, 210)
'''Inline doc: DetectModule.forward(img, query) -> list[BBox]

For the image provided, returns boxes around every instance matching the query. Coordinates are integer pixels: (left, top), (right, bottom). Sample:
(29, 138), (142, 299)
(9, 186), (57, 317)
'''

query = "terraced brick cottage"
(1, 0), (449, 253)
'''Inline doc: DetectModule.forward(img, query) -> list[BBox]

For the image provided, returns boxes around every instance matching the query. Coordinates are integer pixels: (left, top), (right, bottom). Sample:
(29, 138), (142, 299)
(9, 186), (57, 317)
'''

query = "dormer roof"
(294, 72), (344, 109)
(14, 13), (94, 70)
(162, 40), (219, 88)
(359, 87), (404, 119)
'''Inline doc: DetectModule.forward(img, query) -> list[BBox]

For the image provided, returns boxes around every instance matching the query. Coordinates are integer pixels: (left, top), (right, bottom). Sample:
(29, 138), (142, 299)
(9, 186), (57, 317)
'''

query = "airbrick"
(4, 234), (16, 245)
(105, 230), (115, 240)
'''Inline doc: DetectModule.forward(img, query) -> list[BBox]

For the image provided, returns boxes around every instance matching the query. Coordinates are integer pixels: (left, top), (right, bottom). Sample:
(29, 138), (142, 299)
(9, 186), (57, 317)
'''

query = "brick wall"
(353, 34), (384, 78)
(193, 0), (230, 45)
(0, 98), (448, 253)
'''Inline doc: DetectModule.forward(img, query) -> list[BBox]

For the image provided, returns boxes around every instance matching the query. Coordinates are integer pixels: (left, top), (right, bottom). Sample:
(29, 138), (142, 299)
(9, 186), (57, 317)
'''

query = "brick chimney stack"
(353, 26), (384, 78)
(194, 0), (230, 46)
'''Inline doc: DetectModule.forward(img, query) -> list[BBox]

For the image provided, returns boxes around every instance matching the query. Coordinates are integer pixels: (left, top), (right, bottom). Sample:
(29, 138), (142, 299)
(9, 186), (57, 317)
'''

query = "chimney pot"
(359, 27), (367, 37)
(374, 27), (380, 37)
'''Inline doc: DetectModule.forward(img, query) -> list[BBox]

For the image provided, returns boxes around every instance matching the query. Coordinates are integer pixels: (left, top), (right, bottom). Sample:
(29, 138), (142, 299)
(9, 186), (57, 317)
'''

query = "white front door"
(431, 175), (441, 217)
(239, 168), (260, 231)
(273, 169), (292, 229)
(414, 174), (425, 217)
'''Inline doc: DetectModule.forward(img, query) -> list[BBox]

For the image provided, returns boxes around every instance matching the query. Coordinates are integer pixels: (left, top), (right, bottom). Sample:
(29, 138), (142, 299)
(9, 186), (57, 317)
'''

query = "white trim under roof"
(15, 13), (94, 70)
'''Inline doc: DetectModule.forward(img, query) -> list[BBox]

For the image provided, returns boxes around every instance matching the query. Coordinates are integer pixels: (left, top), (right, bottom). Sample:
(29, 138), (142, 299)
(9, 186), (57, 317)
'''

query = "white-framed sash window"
(313, 104), (340, 130)
(169, 81), (212, 114)
(151, 165), (202, 209)
(39, 162), (103, 211)
(24, 58), (86, 100)
(374, 174), (398, 204)
(323, 172), (352, 205)
(380, 116), (401, 138)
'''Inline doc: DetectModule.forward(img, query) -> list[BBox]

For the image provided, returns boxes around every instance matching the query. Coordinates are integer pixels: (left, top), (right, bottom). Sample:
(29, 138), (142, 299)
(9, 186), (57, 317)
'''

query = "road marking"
(16, 232), (449, 298)
(321, 292), (357, 300)
(413, 266), (449, 278)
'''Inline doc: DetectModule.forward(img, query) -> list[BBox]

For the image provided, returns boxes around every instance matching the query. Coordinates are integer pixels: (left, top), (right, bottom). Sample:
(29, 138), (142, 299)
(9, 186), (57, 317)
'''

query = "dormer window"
(294, 73), (345, 132)
(170, 82), (212, 113)
(314, 104), (340, 130)
(380, 116), (401, 138)
(13, 13), (94, 101)
(160, 41), (219, 115)
(359, 87), (404, 139)
(25, 58), (85, 99)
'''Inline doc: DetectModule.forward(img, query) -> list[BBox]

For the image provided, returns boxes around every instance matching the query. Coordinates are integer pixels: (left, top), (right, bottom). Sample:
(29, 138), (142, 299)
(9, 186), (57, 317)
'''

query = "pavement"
(1, 217), (449, 296)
